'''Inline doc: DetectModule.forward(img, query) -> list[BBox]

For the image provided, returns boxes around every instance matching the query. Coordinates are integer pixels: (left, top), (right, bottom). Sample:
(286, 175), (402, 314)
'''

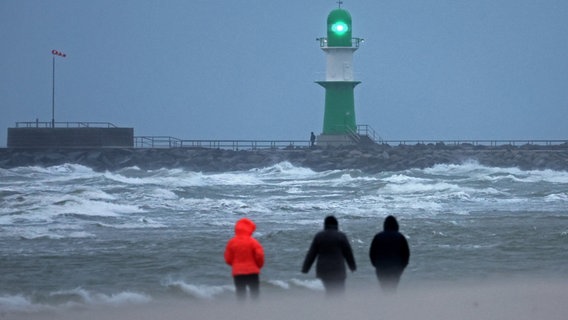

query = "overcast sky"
(2, 0), (568, 147)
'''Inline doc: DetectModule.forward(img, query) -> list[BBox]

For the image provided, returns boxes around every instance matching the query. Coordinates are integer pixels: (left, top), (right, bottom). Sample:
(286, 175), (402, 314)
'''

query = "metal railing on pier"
(134, 136), (311, 150)
(15, 121), (117, 128)
(382, 140), (568, 147)
(357, 125), (382, 143)
(135, 136), (183, 148)
(134, 136), (568, 150)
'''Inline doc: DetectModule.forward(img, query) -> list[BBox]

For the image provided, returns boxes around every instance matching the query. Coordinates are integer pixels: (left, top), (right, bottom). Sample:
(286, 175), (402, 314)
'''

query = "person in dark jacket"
(369, 215), (410, 292)
(302, 215), (357, 294)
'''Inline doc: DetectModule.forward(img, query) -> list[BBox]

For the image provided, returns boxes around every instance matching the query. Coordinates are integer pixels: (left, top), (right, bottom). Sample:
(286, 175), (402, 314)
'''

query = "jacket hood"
(383, 215), (399, 232)
(324, 215), (338, 230)
(235, 218), (256, 236)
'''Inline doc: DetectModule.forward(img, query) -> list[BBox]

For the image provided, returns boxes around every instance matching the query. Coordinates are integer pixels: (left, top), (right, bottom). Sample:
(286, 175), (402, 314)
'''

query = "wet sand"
(5, 279), (567, 320)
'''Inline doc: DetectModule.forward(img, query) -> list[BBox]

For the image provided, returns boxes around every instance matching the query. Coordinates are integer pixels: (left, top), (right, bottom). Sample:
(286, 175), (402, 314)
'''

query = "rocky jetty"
(1, 143), (568, 172)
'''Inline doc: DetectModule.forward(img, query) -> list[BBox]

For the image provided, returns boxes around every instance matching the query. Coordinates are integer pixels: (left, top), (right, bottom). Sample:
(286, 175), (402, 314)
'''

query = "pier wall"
(1, 143), (567, 172)
(7, 128), (133, 148)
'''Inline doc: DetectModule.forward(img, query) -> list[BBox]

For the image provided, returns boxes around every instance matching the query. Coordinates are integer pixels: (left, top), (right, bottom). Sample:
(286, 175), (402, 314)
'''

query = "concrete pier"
(1, 143), (567, 172)
(7, 127), (133, 148)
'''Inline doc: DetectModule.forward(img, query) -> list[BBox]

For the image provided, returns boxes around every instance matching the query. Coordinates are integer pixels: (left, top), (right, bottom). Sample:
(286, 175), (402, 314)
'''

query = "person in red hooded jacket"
(224, 218), (265, 300)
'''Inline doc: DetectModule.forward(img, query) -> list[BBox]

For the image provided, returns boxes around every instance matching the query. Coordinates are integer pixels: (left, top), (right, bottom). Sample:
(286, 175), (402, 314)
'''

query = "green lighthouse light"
(327, 9), (352, 47)
(331, 21), (349, 35)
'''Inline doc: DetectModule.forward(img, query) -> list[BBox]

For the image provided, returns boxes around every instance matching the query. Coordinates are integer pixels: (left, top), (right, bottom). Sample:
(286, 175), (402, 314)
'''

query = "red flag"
(51, 50), (66, 57)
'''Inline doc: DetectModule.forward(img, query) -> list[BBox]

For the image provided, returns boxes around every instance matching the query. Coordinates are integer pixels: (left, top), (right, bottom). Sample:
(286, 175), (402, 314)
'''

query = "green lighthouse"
(316, 4), (363, 145)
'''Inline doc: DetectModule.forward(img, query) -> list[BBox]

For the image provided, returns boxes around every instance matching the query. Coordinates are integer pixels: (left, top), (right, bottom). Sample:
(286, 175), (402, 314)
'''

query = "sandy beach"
(5, 278), (567, 320)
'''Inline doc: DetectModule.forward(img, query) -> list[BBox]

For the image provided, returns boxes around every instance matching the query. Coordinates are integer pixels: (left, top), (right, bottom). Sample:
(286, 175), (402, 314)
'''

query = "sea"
(1, 160), (567, 316)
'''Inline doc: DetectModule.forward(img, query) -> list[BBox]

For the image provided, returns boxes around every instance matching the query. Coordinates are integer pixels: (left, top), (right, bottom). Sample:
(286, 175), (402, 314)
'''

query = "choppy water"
(1, 161), (567, 313)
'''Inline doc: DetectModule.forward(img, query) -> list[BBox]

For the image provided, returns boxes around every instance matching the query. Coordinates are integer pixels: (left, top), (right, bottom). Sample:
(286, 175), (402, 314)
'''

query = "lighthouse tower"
(316, 4), (363, 146)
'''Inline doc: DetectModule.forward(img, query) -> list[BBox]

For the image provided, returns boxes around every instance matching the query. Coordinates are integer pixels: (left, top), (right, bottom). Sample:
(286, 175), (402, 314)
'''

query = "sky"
(1, 0), (568, 147)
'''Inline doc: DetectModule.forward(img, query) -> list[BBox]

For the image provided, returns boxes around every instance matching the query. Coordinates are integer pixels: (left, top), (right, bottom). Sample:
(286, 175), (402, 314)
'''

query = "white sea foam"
(252, 161), (317, 178)
(106, 168), (266, 188)
(93, 291), (152, 306)
(0, 294), (44, 312)
(267, 280), (290, 289)
(383, 181), (462, 194)
(16, 229), (95, 240)
(53, 197), (143, 217)
(148, 188), (178, 200)
(0, 289), (151, 315)
(289, 278), (325, 291)
(165, 280), (230, 299)
(79, 188), (117, 201)
(426, 161), (568, 184)
(383, 173), (429, 184)
(103, 172), (148, 185)
(285, 187), (303, 194)
(424, 160), (494, 175)
(203, 172), (264, 186)
(49, 288), (151, 306)
(96, 217), (166, 229)
(544, 193), (568, 201)
(178, 197), (271, 216)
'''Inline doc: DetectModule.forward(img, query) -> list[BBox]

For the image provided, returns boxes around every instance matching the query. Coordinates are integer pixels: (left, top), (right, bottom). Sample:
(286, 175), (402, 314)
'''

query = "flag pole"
(52, 54), (55, 128)
(51, 50), (66, 128)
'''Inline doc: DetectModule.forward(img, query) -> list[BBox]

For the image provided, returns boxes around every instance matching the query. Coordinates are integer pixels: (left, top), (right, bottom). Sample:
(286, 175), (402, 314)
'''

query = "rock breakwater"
(1, 143), (568, 172)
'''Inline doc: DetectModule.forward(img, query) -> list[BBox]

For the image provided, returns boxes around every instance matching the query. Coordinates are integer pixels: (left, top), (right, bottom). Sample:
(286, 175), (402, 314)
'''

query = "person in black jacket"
(369, 215), (410, 292)
(302, 215), (357, 295)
